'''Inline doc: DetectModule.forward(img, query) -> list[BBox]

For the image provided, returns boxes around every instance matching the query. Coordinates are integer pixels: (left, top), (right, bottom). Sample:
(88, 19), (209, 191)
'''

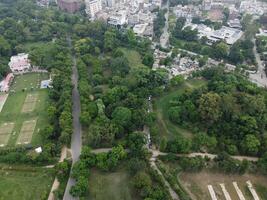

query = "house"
(8, 53), (31, 73)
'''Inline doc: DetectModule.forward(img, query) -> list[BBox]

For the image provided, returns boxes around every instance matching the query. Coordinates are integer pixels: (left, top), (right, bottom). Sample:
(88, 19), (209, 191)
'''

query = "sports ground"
(0, 73), (49, 147)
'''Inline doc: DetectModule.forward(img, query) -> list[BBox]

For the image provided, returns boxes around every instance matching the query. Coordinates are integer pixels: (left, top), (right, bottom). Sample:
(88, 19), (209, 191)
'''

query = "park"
(0, 72), (50, 147)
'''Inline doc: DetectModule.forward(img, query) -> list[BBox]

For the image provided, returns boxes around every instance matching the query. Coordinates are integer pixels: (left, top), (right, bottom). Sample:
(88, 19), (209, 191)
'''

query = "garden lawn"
(155, 79), (206, 140)
(119, 48), (146, 68)
(0, 73), (50, 147)
(10, 73), (49, 92)
(0, 166), (54, 200)
(88, 168), (139, 200)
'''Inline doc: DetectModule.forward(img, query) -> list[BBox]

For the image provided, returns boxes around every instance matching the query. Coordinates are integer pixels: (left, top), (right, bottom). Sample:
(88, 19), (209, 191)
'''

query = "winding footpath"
(63, 37), (82, 200)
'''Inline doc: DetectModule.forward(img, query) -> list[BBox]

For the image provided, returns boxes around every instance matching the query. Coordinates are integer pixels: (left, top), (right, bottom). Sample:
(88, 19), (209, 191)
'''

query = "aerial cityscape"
(0, 0), (267, 199)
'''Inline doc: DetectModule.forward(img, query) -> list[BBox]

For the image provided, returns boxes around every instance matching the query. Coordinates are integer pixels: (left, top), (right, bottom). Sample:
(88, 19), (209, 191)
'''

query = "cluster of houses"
(153, 49), (201, 77)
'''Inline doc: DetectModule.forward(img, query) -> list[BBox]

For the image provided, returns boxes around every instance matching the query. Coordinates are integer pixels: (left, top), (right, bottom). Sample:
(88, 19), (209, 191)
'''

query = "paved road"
(160, 0), (170, 48)
(63, 37), (82, 200)
(249, 38), (267, 87)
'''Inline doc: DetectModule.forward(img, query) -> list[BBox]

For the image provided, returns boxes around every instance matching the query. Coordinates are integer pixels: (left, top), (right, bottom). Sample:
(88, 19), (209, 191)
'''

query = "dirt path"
(150, 150), (259, 162)
(150, 151), (179, 200)
(47, 146), (68, 200)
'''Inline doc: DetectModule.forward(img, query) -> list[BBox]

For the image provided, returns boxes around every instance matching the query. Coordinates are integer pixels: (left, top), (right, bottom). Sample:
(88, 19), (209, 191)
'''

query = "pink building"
(57, 0), (82, 13)
(8, 53), (31, 73)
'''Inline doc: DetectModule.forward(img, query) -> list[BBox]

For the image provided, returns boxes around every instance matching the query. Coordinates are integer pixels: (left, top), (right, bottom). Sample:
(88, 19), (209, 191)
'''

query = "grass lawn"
(119, 48), (146, 68)
(0, 73), (50, 147)
(11, 73), (49, 92)
(0, 165), (54, 200)
(154, 79), (206, 140)
(88, 167), (139, 200)
(179, 170), (267, 200)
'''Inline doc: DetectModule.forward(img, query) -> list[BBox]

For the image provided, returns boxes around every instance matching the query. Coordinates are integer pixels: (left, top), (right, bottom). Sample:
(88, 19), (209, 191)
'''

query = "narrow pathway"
(150, 152), (179, 200)
(63, 37), (82, 200)
(249, 38), (267, 87)
(47, 146), (68, 200)
(160, 0), (170, 48)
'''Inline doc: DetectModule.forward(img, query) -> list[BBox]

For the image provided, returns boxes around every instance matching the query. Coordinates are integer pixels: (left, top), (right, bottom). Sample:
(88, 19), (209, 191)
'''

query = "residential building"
(85, 0), (102, 18)
(57, 0), (82, 13)
(8, 53), (31, 73)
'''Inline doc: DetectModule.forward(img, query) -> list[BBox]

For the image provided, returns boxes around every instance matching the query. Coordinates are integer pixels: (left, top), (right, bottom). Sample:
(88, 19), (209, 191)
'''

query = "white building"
(8, 53), (31, 73)
(85, 0), (102, 18)
(185, 23), (243, 45)
(108, 10), (128, 26)
(133, 23), (148, 36)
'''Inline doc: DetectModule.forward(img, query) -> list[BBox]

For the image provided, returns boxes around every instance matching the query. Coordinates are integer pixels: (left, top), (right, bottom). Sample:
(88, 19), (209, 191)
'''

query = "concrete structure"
(186, 23), (243, 45)
(85, 0), (102, 18)
(108, 10), (128, 26)
(228, 19), (242, 29)
(133, 23), (148, 36)
(0, 73), (14, 92)
(40, 79), (52, 89)
(37, 0), (49, 7)
(9, 53), (31, 73)
(57, 0), (82, 13)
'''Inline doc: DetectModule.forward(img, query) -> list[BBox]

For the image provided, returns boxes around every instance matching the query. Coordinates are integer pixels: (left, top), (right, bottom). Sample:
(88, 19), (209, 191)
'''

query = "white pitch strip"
(208, 185), (218, 200)
(233, 182), (246, 200)
(246, 180), (260, 200)
(220, 183), (232, 200)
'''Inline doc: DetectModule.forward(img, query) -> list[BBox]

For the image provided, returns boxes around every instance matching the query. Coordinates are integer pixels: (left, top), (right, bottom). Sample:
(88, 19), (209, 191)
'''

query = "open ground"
(0, 164), (54, 200)
(0, 73), (49, 147)
(154, 79), (206, 140)
(21, 93), (38, 113)
(179, 171), (267, 200)
(88, 167), (140, 200)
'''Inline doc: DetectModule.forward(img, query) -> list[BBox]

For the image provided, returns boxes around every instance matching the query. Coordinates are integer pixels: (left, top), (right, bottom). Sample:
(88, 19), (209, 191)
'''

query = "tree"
(0, 36), (11, 56)
(110, 56), (130, 75)
(128, 132), (146, 157)
(170, 75), (184, 86)
(74, 38), (93, 55)
(127, 158), (146, 175)
(112, 106), (132, 128)
(104, 29), (117, 51)
(213, 42), (228, 60)
(71, 160), (90, 179)
(167, 135), (192, 153)
(198, 92), (221, 125)
(241, 134), (260, 156)
(70, 176), (89, 197)
(258, 152), (267, 174)
(133, 172), (152, 189)
(142, 53), (154, 67)
(55, 160), (70, 182)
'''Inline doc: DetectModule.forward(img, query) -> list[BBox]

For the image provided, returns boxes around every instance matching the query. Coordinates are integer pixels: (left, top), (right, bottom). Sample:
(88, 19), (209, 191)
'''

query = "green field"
(88, 168), (139, 200)
(0, 73), (50, 147)
(11, 73), (49, 92)
(0, 165), (54, 200)
(155, 79), (206, 139)
(120, 48), (146, 68)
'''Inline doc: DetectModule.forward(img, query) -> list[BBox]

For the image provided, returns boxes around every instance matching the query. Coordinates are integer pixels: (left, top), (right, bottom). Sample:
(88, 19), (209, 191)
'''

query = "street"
(160, 0), (170, 48)
(63, 37), (82, 200)
(249, 38), (267, 87)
